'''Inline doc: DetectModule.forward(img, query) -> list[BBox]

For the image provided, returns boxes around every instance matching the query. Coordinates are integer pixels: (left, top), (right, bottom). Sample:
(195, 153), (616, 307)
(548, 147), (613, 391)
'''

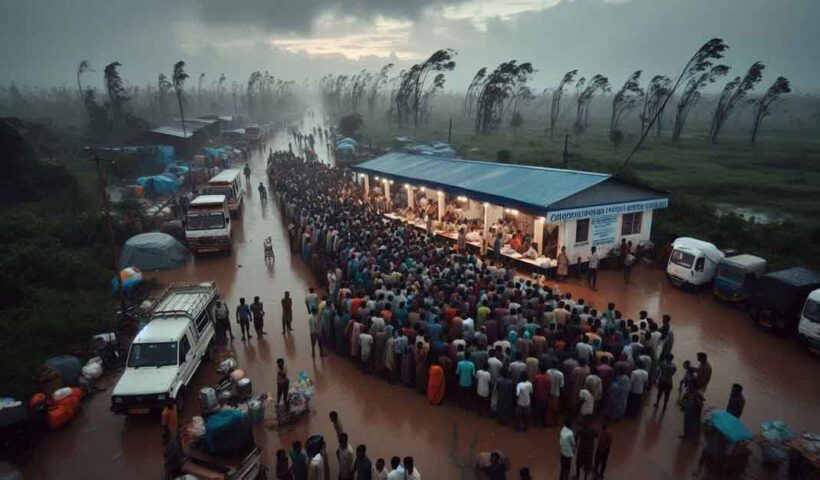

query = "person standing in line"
(306, 287), (319, 314)
(587, 246), (600, 290)
(557, 246), (569, 281)
(402, 457), (421, 480)
(726, 383), (745, 419)
(680, 389), (705, 441)
(251, 296), (267, 337)
(515, 372), (533, 432)
(215, 300), (233, 342)
(336, 433), (355, 480)
(276, 449), (293, 480)
(282, 292), (294, 334)
(654, 354), (677, 410)
(574, 416), (597, 480)
(385, 457), (403, 480)
(290, 441), (308, 480)
(236, 297), (252, 340)
(307, 439), (327, 480)
(276, 358), (289, 406)
(373, 459), (388, 480)
(352, 444), (372, 480)
(309, 307), (324, 357)
(330, 411), (345, 438)
(455, 354), (476, 409)
(559, 418), (575, 480)
(626, 360), (649, 417)
(594, 420), (612, 479)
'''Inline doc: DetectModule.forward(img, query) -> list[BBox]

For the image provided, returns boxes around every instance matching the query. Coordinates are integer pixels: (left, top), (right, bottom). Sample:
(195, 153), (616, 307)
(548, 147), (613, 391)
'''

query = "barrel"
(236, 378), (252, 399)
(198, 387), (219, 413)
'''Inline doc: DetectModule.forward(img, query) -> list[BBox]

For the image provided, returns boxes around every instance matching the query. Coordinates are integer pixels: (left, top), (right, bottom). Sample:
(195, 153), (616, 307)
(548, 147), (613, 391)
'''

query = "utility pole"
(562, 133), (572, 169)
(448, 117), (453, 144)
(92, 153), (127, 315)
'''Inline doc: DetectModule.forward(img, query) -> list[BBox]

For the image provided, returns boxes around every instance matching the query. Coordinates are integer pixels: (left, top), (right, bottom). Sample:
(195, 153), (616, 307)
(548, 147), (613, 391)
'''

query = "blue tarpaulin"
(124, 145), (175, 165)
(711, 410), (753, 443)
(336, 137), (358, 147)
(119, 232), (190, 271)
(136, 175), (181, 196)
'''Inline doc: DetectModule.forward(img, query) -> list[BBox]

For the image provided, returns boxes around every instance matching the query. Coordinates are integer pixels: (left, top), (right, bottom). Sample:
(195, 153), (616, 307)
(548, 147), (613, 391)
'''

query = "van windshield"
(804, 299), (820, 323)
(127, 342), (178, 368)
(187, 212), (225, 230)
(717, 263), (744, 284)
(670, 250), (695, 269)
(205, 186), (235, 200)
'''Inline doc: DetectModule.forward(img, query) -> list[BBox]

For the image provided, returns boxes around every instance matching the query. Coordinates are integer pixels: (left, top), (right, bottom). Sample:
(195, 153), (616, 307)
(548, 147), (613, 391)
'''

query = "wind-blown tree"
(640, 75), (672, 137)
(708, 61), (765, 143)
(610, 70), (644, 132)
(549, 70), (578, 137)
(392, 49), (456, 127)
(420, 73), (447, 124)
(104, 62), (129, 122)
(474, 60), (535, 135)
(216, 73), (226, 109)
(172, 61), (189, 143)
(367, 63), (393, 118)
(672, 63), (729, 141)
(198, 73), (206, 109)
(509, 84), (535, 119)
(620, 38), (730, 170)
(464, 67), (487, 118)
(574, 74), (610, 129)
(76, 60), (93, 120)
(750, 76), (791, 144)
(349, 70), (370, 113)
(157, 73), (172, 116)
(246, 71), (262, 117)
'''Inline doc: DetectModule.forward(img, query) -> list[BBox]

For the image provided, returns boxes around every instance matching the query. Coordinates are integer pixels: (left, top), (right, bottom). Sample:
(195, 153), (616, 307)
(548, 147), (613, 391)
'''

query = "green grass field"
(359, 116), (820, 224)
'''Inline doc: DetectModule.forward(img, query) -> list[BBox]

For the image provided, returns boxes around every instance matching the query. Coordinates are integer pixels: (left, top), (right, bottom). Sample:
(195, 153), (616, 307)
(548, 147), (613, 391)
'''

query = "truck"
(204, 169), (245, 216)
(244, 124), (261, 145)
(798, 289), (820, 352)
(748, 267), (820, 334)
(666, 237), (725, 288)
(713, 254), (767, 302)
(186, 194), (232, 254)
(111, 282), (219, 414)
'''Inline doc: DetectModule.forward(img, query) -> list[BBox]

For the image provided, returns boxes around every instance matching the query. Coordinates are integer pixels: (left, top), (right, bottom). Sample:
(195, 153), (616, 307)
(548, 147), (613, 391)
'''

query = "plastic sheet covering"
(119, 232), (190, 271)
(111, 267), (143, 296)
(44, 355), (82, 386)
(710, 410), (753, 443)
(135, 174), (181, 197)
(204, 409), (252, 455)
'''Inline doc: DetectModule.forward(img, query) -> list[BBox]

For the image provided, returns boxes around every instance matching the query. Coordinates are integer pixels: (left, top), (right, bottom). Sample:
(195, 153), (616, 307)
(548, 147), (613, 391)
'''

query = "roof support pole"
(437, 190), (445, 221)
(363, 174), (370, 201)
(534, 216), (545, 256)
(384, 179), (391, 210)
(406, 185), (414, 209)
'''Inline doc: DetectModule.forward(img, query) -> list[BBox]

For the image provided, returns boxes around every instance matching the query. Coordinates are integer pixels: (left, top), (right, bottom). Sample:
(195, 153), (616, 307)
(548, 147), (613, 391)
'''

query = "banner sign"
(546, 198), (668, 223)
(592, 215), (618, 247)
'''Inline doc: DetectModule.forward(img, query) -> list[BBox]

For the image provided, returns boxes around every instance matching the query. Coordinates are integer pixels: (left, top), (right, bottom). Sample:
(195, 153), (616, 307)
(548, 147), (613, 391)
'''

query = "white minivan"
(798, 289), (820, 352)
(111, 282), (218, 414)
(667, 237), (725, 288)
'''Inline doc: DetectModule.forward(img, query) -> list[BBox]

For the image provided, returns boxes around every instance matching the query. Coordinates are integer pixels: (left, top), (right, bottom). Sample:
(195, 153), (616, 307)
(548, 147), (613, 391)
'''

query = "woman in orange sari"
(427, 360), (446, 405)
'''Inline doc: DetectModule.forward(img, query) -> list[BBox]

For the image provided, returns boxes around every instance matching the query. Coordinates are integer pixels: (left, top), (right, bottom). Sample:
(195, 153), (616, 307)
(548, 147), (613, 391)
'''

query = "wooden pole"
(448, 118), (453, 144)
(94, 154), (127, 315)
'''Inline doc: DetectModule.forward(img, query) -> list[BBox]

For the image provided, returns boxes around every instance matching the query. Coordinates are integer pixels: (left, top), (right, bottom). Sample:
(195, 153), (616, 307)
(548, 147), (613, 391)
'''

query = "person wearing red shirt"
(532, 366), (552, 427)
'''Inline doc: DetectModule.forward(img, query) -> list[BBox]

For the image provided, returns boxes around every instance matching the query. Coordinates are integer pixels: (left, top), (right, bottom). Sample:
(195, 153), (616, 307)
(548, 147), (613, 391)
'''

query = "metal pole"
(94, 154), (127, 315)
(448, 118), (453, 144)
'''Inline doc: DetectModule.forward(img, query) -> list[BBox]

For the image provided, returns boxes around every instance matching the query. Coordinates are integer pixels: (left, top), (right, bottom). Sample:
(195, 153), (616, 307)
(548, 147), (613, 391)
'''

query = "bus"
(204, 168), (244, 216)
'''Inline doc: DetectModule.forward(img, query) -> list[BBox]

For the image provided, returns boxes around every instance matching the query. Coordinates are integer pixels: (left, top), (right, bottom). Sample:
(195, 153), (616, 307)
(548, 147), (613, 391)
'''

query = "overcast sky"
(2, 0), (818, 92)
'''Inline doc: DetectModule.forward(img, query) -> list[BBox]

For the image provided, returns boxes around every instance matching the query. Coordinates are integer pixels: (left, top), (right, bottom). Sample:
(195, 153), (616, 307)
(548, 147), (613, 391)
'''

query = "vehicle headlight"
(114, 397), (123, 404)
(157, 394), (167, 401)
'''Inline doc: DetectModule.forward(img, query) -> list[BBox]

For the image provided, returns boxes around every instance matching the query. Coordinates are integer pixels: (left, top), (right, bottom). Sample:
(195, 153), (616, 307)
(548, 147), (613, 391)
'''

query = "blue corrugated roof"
(353, 152), (611, 214)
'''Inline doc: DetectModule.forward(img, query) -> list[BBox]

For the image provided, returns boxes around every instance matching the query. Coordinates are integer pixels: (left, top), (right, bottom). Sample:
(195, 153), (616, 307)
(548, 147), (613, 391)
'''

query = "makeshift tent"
(119, 232), (190, 271)
(165, 164), (190, 177)
(136, 175), (181, 197)
(123, 145), (175, 165)
(335, 137), (358, 147)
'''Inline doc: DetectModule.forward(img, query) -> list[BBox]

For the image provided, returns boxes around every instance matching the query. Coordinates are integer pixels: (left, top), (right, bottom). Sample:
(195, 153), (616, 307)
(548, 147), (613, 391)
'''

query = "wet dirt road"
(21, 112), (820, 479)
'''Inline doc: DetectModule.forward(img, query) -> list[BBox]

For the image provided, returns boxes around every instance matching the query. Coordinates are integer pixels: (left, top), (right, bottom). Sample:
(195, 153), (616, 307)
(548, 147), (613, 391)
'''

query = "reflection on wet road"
(21, 110), (820, 479)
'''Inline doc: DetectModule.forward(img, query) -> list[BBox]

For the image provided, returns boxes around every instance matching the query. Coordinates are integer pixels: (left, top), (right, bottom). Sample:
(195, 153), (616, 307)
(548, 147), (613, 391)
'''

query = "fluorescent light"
(483, 202), (489, 207)
(420, 186), (426, 191)
(404, 183), (410, 188)
(437, 190), (444, 195)
(389, 180), (394, 185)
(375, 176), (380, 180)
(457, 196), (468, 202)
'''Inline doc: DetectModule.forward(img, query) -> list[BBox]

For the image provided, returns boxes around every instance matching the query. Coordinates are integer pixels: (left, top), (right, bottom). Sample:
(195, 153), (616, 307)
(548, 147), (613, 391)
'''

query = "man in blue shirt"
(455, 355), (476, 409)
(236, 297), (252, 340)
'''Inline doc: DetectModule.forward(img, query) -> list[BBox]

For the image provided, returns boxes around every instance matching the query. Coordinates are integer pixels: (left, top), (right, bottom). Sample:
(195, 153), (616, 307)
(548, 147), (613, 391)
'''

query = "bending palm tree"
(76, 60), (93, 121)
(172, 61), (190, 153)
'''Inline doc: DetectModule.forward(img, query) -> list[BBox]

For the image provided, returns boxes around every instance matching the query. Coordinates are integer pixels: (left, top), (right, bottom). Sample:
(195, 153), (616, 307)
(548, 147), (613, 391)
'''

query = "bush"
(496, 149), (512, 163)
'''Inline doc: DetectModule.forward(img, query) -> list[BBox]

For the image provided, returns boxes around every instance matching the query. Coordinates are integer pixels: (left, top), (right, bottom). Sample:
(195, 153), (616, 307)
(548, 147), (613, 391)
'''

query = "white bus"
(205, 168), (244, 216)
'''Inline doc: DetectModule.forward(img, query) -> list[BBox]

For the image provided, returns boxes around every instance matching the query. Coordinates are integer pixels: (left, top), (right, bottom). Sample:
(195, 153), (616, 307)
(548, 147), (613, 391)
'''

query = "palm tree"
(172, 61), (190, 151)
(76, 60), (93, 119)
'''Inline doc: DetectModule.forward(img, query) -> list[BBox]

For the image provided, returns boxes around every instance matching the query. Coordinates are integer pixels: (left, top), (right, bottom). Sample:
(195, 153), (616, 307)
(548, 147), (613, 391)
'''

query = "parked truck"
(713, 254), (767, 302)
(666, 237), (725, 288)
(748, 267), (820, 334)
(111, 282), (219, 414)
(186, 194), (233, 254)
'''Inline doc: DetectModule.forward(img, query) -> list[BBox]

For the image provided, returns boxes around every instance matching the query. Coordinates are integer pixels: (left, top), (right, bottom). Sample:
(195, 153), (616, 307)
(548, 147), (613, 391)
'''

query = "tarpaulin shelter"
(136, 174), (181, 197)
(119, 232), (190, 271)
(123, 145), (175, 165)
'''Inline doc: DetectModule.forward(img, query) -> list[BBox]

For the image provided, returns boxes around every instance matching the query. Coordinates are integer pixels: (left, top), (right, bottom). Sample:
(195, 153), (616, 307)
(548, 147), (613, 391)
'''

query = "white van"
(111, 282), (218, 414)
(667, 237), (725, 288)
(186, 194), (232, 254)
(798, 289), (820, 352)
(205, 169), (244, 216)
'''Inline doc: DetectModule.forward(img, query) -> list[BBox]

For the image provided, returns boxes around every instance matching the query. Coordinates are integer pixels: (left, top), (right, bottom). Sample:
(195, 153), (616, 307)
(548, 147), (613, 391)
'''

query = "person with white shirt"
(575, 335), (594, 364)
(487, 350), (504, 384)
(559, 418), (575, 480)
(627, 364), (649, 417)
(385, 456), (403, 480)
(587, 246), (600, 290)
(476, 368), (492, 416)
(515, 373), (533, 431)
(402, 457), (421, 480)
(579, 388), (595, 416)
(359, 331), (374, 372)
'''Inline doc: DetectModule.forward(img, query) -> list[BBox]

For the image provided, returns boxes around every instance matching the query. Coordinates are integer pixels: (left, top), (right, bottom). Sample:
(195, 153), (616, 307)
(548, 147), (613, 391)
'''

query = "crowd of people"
(255, 150), (740, 478)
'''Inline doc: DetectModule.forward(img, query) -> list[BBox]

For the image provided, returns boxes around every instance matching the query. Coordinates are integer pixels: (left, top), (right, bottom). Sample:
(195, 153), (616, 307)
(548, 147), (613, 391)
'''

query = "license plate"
(128, 408), (150, 414)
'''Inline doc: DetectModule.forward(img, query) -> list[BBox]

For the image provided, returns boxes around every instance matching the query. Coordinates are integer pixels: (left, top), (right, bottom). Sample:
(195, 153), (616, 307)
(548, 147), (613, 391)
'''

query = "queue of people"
(262, 150), (741, 478)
